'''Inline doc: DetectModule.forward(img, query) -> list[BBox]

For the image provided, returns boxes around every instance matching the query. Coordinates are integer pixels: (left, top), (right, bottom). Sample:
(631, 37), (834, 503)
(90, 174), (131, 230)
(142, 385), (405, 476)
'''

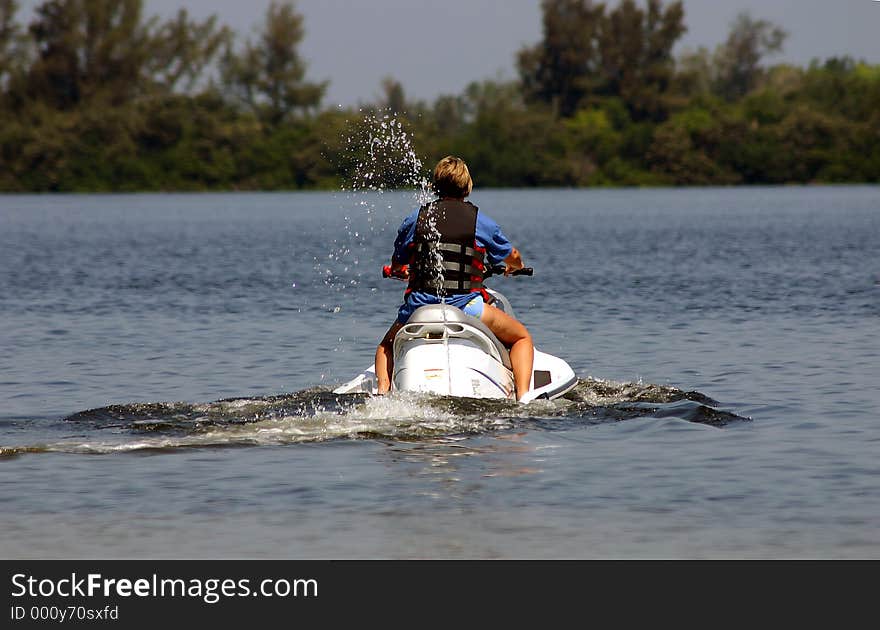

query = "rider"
(375, 156), (534, 401)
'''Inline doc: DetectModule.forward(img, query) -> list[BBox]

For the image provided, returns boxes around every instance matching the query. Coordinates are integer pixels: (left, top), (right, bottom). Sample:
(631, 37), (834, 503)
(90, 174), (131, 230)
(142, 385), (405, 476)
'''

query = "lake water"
(1, 186), (878, 559)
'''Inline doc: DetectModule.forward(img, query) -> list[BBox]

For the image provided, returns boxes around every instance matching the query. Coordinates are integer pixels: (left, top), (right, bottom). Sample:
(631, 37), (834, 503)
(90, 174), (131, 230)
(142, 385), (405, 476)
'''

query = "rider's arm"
(392, 211), (418, 263)
(503, 247), (525, 275)
(387, 210), (419, 280)
(479, 213), (522, 273)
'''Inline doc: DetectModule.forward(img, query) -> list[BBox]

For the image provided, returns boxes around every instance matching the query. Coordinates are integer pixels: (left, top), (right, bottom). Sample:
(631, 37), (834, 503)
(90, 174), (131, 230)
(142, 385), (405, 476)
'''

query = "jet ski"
(333, 266), (578, 403)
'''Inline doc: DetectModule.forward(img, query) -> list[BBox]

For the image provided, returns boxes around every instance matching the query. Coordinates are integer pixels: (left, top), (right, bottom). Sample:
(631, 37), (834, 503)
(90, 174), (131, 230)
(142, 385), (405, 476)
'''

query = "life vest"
(407, 199), (486, 296)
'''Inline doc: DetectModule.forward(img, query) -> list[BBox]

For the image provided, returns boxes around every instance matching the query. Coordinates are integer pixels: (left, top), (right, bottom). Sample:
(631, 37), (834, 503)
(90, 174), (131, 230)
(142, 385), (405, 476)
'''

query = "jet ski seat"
(399, 304), (512, 370)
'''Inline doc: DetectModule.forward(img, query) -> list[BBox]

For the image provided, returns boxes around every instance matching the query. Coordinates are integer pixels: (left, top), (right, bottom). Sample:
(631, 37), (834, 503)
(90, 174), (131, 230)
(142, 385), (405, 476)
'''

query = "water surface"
(1, 186), (878, 558)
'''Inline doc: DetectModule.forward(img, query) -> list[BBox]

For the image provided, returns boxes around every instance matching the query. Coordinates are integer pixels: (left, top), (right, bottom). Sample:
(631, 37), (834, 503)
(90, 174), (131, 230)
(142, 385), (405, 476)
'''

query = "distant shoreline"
(2, 182), (879, 196)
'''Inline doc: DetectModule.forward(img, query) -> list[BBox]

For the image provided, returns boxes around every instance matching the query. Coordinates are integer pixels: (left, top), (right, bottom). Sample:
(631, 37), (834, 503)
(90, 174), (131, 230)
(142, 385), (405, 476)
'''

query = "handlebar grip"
(383, 264), (409, 280)
(512, 267), (534, 276)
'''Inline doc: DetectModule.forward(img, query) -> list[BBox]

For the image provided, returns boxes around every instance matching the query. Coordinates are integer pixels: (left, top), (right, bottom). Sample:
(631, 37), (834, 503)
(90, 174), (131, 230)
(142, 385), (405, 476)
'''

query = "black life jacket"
(407, 199), (486, 295)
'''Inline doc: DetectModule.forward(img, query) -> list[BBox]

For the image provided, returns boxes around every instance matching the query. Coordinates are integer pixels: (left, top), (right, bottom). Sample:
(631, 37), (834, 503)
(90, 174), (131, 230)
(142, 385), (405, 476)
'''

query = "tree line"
(0, 0), (877, 192)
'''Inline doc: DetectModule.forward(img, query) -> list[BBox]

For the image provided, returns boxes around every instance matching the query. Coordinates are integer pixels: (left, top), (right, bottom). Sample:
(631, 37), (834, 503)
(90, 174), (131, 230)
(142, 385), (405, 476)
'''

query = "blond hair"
(432, 156), (473, 198)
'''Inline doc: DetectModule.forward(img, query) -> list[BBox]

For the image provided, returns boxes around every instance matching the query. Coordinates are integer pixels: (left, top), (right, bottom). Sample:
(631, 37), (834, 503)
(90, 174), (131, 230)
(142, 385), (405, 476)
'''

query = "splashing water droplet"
(302, 111), (436, 369)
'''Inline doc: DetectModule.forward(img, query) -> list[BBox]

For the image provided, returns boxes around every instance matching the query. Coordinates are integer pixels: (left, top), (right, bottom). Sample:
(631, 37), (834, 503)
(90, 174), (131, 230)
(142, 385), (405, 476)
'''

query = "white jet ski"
(334, 267), (577, 403)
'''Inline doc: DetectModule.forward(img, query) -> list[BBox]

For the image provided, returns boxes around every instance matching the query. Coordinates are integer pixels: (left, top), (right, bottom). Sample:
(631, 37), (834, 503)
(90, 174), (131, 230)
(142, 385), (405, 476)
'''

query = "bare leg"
(480, 303), (534, 401)
(375, 321), (404, 395)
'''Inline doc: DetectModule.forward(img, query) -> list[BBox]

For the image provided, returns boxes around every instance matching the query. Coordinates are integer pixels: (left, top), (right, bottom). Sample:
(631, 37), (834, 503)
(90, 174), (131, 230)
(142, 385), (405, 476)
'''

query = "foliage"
(220, 0), (326, 128)
(0, 0), (877, 191)
(712, 11), (787, 102)
(518, 0), (606, 118)
(518, 0), (686, 121)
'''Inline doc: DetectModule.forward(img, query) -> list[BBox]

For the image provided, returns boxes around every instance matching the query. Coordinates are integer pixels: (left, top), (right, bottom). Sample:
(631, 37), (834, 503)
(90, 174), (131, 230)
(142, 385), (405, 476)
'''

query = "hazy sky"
(16, 0), (880, 106)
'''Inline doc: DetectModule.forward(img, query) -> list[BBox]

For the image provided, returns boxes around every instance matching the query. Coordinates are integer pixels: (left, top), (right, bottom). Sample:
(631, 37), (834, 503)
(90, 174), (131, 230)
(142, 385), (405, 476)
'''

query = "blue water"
(1, 186), (878, 558)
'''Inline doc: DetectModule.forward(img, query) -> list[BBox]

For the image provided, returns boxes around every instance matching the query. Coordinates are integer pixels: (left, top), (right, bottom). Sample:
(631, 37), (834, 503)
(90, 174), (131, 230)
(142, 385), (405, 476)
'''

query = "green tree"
(596, 0), (686, 120)
(800, 57), (880, 122)
(148, 9), (231, 94)
(563, 107), (621, 184)
(25, 0), (152, 108)
(518, 0), (605, 117)
(0, 0), (24, 87)
(378, 76), (407, 115)
(221, 0), (326, 127)
(431, 93), (469, 136)
(712, 12), (787, 101)
(443, 79), (576, 186)
(518, 0), (685, 120)
(647, 107), (739, 184)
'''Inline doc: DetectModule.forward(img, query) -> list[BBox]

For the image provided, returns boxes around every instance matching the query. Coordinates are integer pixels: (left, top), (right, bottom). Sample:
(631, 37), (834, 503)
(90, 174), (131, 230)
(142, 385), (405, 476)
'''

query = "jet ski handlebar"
(382, 264), (533, 280)
(486, 265), (534, 278)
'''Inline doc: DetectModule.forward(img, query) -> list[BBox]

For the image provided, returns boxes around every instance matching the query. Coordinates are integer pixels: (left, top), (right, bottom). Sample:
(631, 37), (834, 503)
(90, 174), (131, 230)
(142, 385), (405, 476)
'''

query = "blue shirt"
(391, 203), (513, 323)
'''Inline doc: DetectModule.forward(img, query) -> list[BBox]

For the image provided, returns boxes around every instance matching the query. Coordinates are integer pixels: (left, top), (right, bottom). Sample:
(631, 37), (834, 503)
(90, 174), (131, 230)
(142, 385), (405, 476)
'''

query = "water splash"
(342, 112), (432, 199)
(305, 112), (438, 365)
(412, 207), (446, 294)
(312, 112), (433, 309)
(564, 377), (719, 406)
(0, 379), (749, 458)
